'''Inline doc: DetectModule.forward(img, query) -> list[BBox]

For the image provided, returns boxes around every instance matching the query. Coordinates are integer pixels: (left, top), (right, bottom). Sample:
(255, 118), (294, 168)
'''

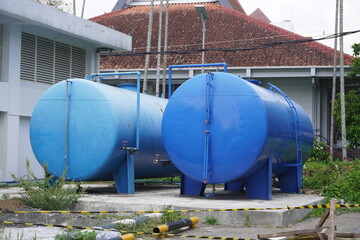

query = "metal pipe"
(153, 217), (199, 236)
(90, 72), (141, 150)
(167, 63), (228, 98)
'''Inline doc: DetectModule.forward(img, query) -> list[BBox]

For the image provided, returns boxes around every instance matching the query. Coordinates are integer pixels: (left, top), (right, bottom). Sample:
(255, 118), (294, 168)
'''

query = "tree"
(334, 89), (360, 148)
(348, 43), (360, 77)
(35, 0), (71, 12)
(333, 44), (360, 149)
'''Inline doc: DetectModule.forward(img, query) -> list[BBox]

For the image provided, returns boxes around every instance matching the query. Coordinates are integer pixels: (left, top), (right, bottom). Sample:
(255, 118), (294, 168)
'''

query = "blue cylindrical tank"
(162, 72), (313, 198)
(30, 79), (178, 183)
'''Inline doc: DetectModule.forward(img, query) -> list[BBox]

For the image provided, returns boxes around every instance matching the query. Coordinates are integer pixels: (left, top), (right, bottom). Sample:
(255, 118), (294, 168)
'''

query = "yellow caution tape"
(0, 204), (358, 214)
(0, 221), (254, 240)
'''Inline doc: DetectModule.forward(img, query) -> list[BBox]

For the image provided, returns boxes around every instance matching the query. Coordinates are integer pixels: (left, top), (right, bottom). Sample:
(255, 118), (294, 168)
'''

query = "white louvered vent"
(0, 24), (4, 82)
(71, 46), (86, 79)
(20, 33), (36, 82)
(36, 37), (54, 84)
(20, 33), (86, 84)
(55, 42), (71, 83)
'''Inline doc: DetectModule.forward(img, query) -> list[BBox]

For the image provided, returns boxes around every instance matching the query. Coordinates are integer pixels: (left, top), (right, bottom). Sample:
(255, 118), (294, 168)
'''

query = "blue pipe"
(90, 72), (141, 150)
(168, 63), (228, 98)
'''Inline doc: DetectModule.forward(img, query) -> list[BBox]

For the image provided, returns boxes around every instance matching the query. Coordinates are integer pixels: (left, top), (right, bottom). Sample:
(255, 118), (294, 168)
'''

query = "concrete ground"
(0, 183), (359, 240)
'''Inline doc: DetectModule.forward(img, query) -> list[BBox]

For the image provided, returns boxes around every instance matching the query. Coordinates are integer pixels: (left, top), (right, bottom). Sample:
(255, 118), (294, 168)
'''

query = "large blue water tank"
(30, 79), (178, 185)
(162, 72), (313, 199)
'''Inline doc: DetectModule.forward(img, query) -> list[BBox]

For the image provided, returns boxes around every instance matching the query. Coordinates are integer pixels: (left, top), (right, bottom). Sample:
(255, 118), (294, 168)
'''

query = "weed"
(11, 160), (83, 210)
(161, 210), (183, 224)
(55, 230), (97, 240)
(243, 213), (252, 227)
(1, 194), (10, 201)
(304, 159), (360, 203)
(204, 215), (220, 225)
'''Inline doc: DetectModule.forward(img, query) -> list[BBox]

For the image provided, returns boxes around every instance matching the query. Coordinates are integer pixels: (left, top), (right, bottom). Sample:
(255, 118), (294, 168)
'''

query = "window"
(20, 33), (86, 84)
(0, 24), (4, 82)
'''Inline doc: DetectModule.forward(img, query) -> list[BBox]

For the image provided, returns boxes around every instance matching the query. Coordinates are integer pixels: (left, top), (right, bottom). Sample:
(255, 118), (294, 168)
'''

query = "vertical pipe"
(162, 0), (170, 97)
(201, 19), (206, 73)
(155, 0), (164, 97)
(339, 0), (347, 160)
(143, 0), (155, 93)
(64, 80), (70, 174)
(330, 0), (339, 161)
(136, 72), (140, 149)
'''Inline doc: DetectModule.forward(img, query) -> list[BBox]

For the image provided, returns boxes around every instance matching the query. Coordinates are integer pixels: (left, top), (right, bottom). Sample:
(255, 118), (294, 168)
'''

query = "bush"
(55, 231), (97, 240)
(307, 140), (331, 163)
(204, 215), (220, 225)
(11, 160), (82, 210)
(304, 160), (360, 203)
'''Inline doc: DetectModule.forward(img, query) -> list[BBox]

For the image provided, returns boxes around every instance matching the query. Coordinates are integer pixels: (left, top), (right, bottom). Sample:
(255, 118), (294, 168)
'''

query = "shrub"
(11, 160), (82, 210)
(55, 231), (97, 240)
(304, 159), (360, 203)
(307, 140), (331, 163)
(204, 215), (220, 225)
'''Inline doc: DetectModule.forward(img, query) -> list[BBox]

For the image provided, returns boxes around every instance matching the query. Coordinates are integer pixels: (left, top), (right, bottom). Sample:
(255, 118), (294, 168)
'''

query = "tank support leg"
(113, 152), (135, 194)
(180, 174), (206, 196)
(244, 158), (272, 200)
(278, 168), (301, 193)
(224, 181), (244, 191)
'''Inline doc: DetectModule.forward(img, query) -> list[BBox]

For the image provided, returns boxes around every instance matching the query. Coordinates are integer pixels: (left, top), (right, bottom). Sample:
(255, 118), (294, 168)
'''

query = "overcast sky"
(71, 0), (360, 54)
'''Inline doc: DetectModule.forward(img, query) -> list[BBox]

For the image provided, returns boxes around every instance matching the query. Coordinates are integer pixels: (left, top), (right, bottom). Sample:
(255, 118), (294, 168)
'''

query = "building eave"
(0, 0), (132, 52)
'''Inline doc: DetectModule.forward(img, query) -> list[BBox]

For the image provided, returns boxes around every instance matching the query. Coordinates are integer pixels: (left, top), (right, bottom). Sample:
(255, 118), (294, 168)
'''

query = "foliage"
(307, 140), (331, 163)
(161, 210), (183, 224)
(35, 0), (71, 12)
(243, 213), (253, 227)
(115, 211), (186, 236)
(55, 231), (97, 240)
(334, 88), (360, 148)
(11, 160), (82, 210)
(348, 43), (360, 78)
(303, 160), (360, 203)
(204, 215), (220, 225)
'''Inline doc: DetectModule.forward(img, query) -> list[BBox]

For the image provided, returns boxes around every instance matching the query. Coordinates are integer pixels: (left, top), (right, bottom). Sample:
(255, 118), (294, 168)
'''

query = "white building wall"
(261, 78), (313, 121)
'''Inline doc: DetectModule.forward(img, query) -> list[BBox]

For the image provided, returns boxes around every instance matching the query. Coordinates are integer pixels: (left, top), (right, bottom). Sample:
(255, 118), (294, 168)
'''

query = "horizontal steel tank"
(162, 72), (314, 200)
(30, 78), (178, 193)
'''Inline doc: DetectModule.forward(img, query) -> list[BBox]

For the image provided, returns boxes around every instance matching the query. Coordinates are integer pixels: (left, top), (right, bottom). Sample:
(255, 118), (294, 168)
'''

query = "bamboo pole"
(143, 0), (155, 93)
(330, 0), (339, 161)
(155, 0), (164, 97)
(339, 0), (348, 160)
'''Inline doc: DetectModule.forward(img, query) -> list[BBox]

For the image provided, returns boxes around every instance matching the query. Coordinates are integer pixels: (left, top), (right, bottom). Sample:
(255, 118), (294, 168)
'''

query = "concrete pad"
(75, 184), (325, 227)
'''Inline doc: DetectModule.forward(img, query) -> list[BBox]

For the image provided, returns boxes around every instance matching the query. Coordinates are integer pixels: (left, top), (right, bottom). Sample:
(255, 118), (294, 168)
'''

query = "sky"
(69, 0), (360, 55)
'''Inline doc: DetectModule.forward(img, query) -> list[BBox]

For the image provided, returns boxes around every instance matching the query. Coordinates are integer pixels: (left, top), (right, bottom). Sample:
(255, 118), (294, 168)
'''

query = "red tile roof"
(250, 8), (271, 23)
(90, 3), (352, 69)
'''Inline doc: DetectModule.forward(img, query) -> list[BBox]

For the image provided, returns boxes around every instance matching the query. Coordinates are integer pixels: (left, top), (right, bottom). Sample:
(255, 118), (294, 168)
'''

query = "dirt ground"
(0, 198), (359, 240)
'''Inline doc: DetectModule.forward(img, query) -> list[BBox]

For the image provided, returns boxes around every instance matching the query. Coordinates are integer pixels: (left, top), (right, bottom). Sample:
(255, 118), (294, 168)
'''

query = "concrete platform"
(74, 183), (325, 227)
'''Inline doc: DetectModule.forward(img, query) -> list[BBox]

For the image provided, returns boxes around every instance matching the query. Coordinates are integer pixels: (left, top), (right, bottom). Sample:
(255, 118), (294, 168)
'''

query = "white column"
(4, 23), (22, 180)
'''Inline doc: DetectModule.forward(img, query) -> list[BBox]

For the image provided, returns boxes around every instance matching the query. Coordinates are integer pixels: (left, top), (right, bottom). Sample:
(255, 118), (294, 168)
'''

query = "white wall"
(261, 78), (313, 121)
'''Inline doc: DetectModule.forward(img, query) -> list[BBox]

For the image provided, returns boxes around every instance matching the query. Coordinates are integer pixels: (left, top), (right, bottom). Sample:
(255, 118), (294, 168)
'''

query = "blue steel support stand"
(113, 152), (135, 194)
(224, 181), (245, 191)
(180, 174), (206, 196)
(244, 158), (272, 200)
(90, 72), (141, 194)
